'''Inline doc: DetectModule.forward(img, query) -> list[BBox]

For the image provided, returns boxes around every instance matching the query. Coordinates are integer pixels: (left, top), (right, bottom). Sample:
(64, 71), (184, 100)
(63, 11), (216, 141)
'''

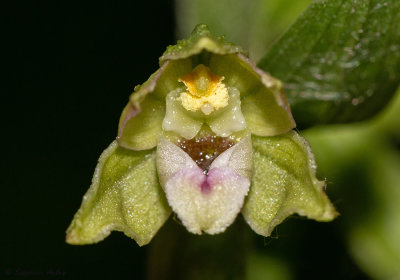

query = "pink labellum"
(156, 136), (252, 234)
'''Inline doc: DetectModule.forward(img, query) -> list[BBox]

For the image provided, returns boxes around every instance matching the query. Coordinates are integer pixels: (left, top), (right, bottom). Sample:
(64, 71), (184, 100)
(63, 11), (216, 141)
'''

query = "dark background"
(5, 1), (174, 279)
(4, 1), (368, 279)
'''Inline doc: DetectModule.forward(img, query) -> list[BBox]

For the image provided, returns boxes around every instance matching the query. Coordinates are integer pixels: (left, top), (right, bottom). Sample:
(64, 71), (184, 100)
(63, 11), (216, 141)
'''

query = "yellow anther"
(178, 64), (229, 115)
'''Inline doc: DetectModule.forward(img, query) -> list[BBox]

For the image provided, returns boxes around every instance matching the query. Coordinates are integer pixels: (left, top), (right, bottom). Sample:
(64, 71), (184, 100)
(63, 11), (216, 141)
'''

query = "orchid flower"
(66, 25), (337, 246)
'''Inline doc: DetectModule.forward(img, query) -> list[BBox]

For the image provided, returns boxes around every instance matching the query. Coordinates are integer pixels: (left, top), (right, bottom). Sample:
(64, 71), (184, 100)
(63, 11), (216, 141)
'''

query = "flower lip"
(156, 134), (253, 189)
(156, 134), (253, 234)
(177, 136), (235, 172)
(164, 166), (250, 234)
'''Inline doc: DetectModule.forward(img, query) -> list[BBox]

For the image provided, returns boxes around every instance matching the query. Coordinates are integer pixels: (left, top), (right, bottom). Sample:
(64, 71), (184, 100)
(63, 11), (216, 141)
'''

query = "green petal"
(118, 59), (192, 150)
(242, 131), (337, 237)
(118, 96), (165, 150)
(241, 87), (294, 136)
(209, 54), (296, 136)
(159, 24), (247, 65)
(66, 141), (171, 246)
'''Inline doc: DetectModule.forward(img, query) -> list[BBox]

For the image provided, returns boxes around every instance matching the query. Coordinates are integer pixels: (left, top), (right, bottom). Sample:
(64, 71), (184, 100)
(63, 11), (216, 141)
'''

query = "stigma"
(178, 64), (229, 115)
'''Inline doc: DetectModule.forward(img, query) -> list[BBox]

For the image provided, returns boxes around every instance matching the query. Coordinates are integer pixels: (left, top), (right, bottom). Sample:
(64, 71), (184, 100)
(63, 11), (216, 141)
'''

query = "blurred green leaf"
(258, 0), (400, 128)
(246, 252), (293, 280)
(349, 147), (400, 280)
(305, 88), (400, 279)
(66, 141), (171, 246)
(175, 0), (311, 61)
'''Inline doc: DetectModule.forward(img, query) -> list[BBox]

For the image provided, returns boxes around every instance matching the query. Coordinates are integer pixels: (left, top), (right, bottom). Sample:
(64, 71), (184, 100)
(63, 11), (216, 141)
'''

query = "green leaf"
(304, 89), (400, 279)
(348, 148), (400, 280)
(175, 0), (311, 61)
(242, 131), (337, 237)
(66, 141), (171, 246)
(258, 0), (400, 128)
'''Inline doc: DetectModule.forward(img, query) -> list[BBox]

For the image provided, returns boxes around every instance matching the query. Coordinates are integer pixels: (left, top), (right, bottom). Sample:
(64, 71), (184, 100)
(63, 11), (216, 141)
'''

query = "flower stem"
(147, 217), (252, 280)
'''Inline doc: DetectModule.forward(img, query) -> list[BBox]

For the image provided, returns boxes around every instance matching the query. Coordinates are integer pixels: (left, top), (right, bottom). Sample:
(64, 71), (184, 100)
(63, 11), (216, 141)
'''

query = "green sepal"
(66, 141), (171, 246)
(159, 24), (247, 65)
(242, 131), (337, 237)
